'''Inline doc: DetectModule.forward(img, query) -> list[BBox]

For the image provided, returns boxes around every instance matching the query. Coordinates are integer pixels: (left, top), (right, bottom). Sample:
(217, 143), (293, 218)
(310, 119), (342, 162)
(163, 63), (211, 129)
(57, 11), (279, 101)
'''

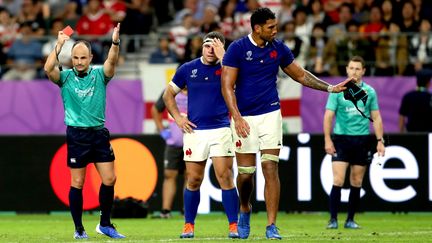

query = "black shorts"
(164, 145), (185, 173)
(332, 135), (373, 166)
(66, 126), (115, 168)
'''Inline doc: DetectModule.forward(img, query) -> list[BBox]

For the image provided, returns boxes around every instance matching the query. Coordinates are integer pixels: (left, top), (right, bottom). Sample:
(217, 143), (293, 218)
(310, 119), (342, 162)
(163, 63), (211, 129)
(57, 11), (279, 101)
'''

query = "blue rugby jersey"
(223, 34), (294, 116)
(171, 57), (229, 130)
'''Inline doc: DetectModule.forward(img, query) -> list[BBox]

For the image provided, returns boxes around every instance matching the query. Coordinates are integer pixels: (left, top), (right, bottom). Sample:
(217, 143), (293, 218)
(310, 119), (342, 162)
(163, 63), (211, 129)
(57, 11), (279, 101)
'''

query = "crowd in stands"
(0, 0), (431, 80)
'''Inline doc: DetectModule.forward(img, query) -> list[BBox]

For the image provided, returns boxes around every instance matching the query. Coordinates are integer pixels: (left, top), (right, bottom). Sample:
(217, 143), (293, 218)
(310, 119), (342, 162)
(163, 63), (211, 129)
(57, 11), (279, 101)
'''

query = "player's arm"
(103, 23), (120, 78)
(163, 83), (196, 133)
(151, 97), (165, 132)
(371, 110), (385, 156)
(398, 115), (406, 133)
(282, 61), (349, 93)
(44, 30), (70, 83)
(221, 65), (250, 138)
(323, 109), (336, 155)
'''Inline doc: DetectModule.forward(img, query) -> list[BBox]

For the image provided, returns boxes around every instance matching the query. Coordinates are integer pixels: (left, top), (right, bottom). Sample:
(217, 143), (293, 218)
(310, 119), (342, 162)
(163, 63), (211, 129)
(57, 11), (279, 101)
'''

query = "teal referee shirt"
(58, 66), (111, 127)
(326, 81), (379, 135)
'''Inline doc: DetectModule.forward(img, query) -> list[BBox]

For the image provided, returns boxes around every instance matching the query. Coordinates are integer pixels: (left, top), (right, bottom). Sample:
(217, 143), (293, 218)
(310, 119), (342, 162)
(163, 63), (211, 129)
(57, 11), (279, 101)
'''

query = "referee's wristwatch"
(377, 137), (385, 145)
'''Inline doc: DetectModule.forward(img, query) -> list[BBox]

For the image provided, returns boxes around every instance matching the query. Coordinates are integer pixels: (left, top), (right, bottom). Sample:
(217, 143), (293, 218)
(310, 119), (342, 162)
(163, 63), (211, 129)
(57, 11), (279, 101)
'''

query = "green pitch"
(1, 212), (431, 242)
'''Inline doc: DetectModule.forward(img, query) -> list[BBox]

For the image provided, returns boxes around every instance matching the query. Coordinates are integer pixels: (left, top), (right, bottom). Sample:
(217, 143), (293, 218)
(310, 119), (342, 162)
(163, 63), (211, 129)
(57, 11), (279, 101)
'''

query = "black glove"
(343, 80), (373, 122)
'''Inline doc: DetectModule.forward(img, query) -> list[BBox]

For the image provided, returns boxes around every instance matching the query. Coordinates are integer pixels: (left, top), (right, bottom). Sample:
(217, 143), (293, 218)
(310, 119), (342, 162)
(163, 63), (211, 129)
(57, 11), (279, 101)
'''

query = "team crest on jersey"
(190, 69), (198, 78)
(245, 51), (253, 61)
(270, 50), (278, 59)
(215, 69), (222, 76)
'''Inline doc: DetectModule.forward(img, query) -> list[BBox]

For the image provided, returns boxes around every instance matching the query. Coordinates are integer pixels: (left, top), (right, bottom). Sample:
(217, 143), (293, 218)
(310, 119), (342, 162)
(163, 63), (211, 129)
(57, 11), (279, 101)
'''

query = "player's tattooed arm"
(302, 70), (331, 91)
(282, 61), (348, 93)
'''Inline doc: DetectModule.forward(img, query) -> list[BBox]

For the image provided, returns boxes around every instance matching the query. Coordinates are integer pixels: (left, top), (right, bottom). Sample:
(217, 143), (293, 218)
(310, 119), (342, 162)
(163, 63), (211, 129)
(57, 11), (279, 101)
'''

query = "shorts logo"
(70, 158), (76, 163)
(185, 148), (192, 157)
(227, 148), (232, 154)
(235, 140), (242, 148)
(277, 140), (281, 146)
(245, 51), (253, 61)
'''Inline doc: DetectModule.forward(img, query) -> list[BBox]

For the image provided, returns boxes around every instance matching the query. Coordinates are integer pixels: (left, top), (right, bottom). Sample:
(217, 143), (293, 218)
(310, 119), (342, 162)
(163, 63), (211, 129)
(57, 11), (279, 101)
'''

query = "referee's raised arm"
(103, 23), (121, 78)
(44, 30), (70, 83)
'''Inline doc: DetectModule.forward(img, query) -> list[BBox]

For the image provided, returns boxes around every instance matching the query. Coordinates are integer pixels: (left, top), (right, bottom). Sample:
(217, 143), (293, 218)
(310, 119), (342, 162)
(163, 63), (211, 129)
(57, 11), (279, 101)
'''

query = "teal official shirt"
(58, 66), (111, 127)
(326, 81), (379, 135)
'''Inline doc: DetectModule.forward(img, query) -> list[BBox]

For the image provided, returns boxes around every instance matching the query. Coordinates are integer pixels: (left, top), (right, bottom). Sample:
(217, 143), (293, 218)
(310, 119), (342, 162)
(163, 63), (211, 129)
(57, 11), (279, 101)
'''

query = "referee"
(44, 23), (125, 239)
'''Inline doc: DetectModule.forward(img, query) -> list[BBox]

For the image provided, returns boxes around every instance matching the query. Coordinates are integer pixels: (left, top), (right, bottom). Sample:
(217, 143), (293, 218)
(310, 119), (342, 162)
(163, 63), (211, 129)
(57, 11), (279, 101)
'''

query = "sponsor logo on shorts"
(70, 158), (76, 163)
(235, 140), (242, 148)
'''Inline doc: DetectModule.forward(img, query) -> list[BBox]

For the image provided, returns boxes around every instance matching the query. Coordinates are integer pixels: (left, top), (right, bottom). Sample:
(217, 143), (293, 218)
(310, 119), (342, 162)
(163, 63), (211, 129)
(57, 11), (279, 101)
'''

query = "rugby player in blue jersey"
(163, 31), (240, 239)
(221, 8), (350, 240)
(44, 24), (125, 239)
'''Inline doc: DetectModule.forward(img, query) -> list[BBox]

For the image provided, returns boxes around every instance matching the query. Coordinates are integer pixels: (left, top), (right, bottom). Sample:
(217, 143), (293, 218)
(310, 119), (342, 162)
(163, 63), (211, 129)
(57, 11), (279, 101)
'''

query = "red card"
(62, 25), (74, 36)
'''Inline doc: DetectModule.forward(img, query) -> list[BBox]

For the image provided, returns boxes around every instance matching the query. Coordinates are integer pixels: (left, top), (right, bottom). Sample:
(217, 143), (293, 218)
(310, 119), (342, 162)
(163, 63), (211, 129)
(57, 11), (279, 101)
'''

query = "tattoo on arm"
(303, 70), (330, 91)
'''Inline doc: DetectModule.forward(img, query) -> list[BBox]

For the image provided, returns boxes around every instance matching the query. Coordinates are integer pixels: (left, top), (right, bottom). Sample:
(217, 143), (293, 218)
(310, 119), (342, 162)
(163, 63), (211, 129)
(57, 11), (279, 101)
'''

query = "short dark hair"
(349, 56), (366, 68)
(72, 40), (92, 54)
(203, 31), (225, 44)
(416, 72), (431, 87)
(250, 7), (275, 30)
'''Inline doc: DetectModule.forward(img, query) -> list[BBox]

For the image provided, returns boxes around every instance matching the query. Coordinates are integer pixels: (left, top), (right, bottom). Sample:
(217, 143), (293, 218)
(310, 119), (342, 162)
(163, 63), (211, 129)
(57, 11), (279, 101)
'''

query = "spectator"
(399, 72), (432, 132)
(381, 0), (395, 27)
(199, 4), (218, 34)
(352, 0), (369, 25)
(169, 13), (199, 60)
(0, 7), (19, 54)
(292, 6), (312, 44)
(218, 0), (236, 42)
(397, 1), (419, 33)
(375, 22), (409, 76)
(0, 0), (23, 17)
(277, 0), (297, 26)
(121, 0), (154, 52)
(149, 36), (177, 64)
(322, 0), (344, 24)
(232, 0), (260, 39)
(408, 19), (432, 74)
(326, 3), (354, 44)
(306, 23), (336, 77)
(280, 20), (306, 67)
(102, 0), (126, 24)
(306, 0), (333, 30)
(16, 0), (46, 36)
(75, 0), (113, 63)
(178, 34), (202, 65)
(360, 5), (385, 46)
(1, 21), (42, 81)
(334, 20), (373, 75)
(42, 18), (74, 69)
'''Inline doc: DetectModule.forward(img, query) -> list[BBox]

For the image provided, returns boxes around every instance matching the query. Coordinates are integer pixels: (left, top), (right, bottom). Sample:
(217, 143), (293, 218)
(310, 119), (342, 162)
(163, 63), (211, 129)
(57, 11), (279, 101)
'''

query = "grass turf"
(0, 212), (431, 242)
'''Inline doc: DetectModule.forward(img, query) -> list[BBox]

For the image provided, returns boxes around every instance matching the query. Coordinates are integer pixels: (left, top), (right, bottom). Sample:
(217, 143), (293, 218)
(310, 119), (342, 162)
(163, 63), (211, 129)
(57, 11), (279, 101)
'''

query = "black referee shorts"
(66, 126), (115, 168)
(331, 135), (373, 166)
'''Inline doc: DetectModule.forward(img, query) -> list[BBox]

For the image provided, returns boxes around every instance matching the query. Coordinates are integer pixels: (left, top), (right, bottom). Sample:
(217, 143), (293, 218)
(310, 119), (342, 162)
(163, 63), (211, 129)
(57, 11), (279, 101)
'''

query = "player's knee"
(237, 166), (256, 175)
(71, 177), (85, 188)
(187, 175), (203, 190)
(261, 153), (279, 163)
(102, 175), (117, 186)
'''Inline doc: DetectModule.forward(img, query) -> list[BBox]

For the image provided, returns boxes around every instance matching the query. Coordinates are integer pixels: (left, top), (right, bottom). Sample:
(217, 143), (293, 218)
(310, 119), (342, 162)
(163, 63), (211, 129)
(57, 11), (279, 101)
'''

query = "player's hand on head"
(234, 116), (250, 138)
(212, 38), (225, 60)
